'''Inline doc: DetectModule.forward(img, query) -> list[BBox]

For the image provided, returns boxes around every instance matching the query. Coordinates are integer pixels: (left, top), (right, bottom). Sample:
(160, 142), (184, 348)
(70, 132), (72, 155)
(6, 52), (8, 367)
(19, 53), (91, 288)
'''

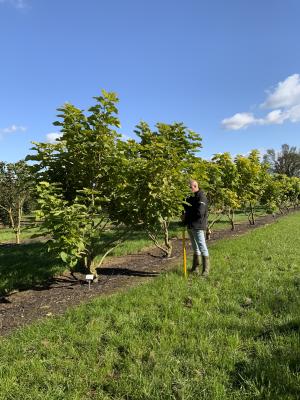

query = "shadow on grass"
(0, 242), (65, 298)
(230, 319), (300, 398)
(255, 319), (300, 341)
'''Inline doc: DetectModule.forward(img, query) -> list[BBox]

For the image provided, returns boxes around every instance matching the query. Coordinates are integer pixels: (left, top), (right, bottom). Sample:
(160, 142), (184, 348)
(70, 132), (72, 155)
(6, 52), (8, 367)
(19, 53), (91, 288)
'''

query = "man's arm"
(197, 191), (208, 217)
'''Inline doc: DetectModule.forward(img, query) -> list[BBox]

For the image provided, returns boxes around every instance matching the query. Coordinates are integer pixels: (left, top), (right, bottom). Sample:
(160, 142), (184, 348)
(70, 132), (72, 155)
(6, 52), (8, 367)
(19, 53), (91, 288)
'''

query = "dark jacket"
(183, 189), (208, 230)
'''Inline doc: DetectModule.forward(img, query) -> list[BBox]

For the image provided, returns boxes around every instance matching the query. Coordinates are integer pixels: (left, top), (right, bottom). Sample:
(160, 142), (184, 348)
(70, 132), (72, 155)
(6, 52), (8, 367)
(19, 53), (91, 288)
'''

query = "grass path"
(0, 212), (299, 399)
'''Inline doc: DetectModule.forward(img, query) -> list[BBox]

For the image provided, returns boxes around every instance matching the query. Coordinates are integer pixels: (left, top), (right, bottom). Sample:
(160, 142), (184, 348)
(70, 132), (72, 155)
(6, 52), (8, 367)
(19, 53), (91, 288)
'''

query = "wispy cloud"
(0, 124), (27, 139)
(222, 74), (300, 130)
(0, 0), (27, 9)
(46, 132), (62, 144)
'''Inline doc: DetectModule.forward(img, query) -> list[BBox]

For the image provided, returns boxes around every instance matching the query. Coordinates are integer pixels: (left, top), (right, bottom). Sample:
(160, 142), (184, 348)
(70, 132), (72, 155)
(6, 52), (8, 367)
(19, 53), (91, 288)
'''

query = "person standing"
(182, 180), (210, 276)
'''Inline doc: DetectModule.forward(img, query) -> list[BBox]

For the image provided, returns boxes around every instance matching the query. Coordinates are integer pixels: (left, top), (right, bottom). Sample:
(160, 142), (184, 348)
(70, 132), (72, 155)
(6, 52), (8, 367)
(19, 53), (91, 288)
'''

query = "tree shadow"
(255, 319), (300, 341)
(0, 242), (65, 297)
(97, 267), (160, 278)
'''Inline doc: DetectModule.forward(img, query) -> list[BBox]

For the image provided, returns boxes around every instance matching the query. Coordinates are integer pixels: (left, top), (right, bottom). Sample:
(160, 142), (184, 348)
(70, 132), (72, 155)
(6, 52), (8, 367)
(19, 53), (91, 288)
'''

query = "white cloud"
(263, 109), (288, 125)
(0, 0), (27, 8)
(222, 73), (300, 130)
(221, 113), (258, 130)
(1, 124), (27, 133)
(46, 132), (62, 143)
(262, 74), (300, 109)
(0, 124), (27, 139)
(287, 104), (300, 122)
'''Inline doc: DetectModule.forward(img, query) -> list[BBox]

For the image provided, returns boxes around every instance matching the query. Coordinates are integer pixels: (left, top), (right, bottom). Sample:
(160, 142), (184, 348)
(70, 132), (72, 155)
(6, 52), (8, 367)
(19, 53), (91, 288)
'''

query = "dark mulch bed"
(0, 211), (297, 336)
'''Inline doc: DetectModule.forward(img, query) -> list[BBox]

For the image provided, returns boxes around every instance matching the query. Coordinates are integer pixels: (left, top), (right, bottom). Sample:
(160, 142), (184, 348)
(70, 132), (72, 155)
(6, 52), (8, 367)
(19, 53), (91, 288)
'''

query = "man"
(182, 180), (210, 276)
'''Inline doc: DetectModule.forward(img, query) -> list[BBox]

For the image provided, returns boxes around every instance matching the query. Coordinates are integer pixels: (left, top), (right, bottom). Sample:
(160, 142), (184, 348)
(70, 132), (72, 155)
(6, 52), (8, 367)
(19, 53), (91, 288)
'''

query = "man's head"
(189, 179), (199, 193)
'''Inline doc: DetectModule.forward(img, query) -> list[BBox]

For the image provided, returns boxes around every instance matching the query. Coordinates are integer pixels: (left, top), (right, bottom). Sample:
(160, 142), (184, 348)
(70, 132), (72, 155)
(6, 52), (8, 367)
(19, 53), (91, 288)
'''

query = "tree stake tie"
(182, 228), (187, 278)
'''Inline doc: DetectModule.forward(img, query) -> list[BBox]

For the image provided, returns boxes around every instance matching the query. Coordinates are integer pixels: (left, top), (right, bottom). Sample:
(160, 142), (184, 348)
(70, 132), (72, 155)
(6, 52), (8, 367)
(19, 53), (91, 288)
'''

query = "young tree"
(110, 122), (202, 257)
(211, 153), (241, 230)
(0, 160), (32, 243)
(235, 150), (268, 225)
(288, 176), (300, 208)
(269, 174), (300, 213)
(28, 90), (129, 275)
(196, 154), (240, 238)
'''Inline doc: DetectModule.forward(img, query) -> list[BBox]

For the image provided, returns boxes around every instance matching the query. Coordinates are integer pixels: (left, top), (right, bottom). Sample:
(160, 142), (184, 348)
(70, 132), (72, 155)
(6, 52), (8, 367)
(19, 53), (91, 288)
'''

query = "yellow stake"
(182, 228), (187, 278)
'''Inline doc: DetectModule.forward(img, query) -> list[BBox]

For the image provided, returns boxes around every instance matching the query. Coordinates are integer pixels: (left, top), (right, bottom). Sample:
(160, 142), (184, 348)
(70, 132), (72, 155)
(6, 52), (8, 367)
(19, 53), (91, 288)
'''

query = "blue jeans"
(188, 229), (209, 257)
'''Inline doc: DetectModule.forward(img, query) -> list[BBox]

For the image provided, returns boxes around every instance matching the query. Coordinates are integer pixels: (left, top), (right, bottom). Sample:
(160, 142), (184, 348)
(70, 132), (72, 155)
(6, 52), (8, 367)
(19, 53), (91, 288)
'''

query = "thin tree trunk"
(148, 231), (169, 258)
(206, 210), (223, 240)
(8, 208), (15, 230)
(15, 200), (23, 245)
(162, 220), (172, 258)
(228, 209), (235, 231)
(249, 202), (255, 225)
(95, 240), (124, 272)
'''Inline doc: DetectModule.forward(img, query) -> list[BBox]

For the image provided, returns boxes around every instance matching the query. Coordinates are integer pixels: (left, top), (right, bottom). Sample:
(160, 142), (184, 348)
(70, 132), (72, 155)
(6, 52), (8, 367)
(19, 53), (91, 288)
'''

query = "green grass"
(0, 242), (64, 296)
(0, 212), (299, 399)
(0, 226), (44, 243)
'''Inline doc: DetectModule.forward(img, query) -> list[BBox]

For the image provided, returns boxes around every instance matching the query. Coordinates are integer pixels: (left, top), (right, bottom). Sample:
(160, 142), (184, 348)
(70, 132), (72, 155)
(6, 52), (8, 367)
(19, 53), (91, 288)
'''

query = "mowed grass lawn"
(0, 213), (299, 400)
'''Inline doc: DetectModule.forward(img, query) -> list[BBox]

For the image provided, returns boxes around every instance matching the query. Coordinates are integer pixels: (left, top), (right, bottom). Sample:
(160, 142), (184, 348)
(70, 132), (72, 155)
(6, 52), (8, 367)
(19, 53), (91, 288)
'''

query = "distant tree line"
(263, 144), (300, 177)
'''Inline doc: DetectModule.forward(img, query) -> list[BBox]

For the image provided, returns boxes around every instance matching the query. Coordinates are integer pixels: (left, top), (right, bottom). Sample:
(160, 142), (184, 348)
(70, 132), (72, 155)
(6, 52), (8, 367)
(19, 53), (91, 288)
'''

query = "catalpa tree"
(208, 153), (240, 231)
(28, 91), (129, 275)
(235, 150), (269, 225)
(109, 121), (202, 257)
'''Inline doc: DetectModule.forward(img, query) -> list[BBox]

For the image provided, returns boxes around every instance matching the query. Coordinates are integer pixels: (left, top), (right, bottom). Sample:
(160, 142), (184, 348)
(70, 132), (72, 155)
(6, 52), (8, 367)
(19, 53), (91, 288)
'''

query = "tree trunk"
(15, 200), (23, 245)
(15, 230), (20, 245)
(8, 208), (15, 230)
(277, 204), (284, 214)
(249, 202), (255, 225)
(206, 210), (223, 240)
(148, 231), (169, 258)
(206, 228), (212, 240)
(162, 220), (172, 258)
(228, 209), (235, 231)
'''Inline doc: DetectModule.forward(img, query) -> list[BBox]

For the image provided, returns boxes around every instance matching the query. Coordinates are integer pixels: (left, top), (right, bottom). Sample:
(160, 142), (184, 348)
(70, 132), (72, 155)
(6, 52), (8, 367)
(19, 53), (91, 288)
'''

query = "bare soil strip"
(0, 211), (297, 336)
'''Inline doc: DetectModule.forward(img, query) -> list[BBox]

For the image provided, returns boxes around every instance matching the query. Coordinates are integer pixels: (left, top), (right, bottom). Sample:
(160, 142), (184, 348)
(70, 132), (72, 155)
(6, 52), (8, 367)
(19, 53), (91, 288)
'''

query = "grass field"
(0, 226), (44, 242)
(0, 212), (299, 399)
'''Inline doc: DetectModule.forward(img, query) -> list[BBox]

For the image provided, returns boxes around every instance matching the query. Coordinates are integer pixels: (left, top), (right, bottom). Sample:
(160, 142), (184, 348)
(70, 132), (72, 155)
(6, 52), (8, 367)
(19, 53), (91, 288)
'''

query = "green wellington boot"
(201, 256), (210, 277)
(191, 254), (201, 274)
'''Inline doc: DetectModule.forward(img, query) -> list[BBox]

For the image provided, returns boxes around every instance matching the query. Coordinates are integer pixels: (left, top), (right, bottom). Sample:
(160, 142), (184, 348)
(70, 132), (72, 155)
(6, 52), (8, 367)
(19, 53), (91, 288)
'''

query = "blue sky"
(0, 0), (299, 162)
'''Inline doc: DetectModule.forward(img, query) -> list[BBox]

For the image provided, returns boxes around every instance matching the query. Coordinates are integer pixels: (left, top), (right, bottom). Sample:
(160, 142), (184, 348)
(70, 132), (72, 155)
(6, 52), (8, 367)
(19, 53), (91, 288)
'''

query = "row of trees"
(1, 91), (299, 275)
(195, 150), (300, 237)
(0, 161), (33, 244)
